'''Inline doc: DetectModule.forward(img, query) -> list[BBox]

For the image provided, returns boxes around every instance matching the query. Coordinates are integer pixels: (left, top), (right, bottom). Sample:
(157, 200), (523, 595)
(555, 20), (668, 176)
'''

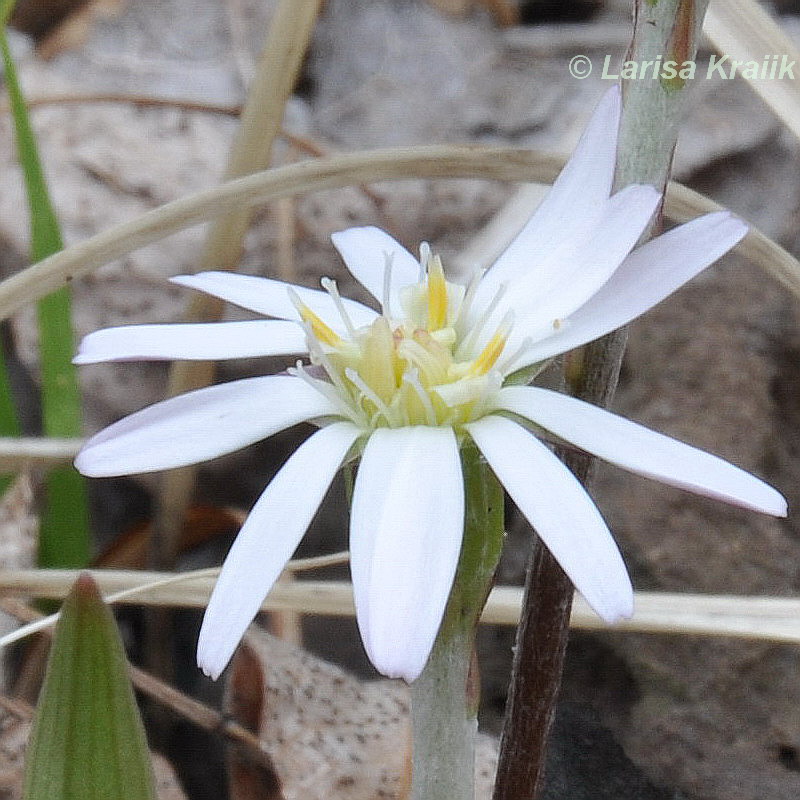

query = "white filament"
(321, 277), (357, 339)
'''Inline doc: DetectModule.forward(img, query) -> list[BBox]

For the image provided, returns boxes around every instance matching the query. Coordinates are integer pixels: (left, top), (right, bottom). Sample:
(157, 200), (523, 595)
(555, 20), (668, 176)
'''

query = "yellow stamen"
(426, 254), (448, 331)
(299, 304), (342, 347)
(468, 329), (507, 376)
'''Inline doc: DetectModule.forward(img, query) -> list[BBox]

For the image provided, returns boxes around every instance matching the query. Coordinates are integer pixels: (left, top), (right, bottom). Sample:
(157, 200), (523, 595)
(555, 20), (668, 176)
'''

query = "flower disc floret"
(293, 250), (508, 430)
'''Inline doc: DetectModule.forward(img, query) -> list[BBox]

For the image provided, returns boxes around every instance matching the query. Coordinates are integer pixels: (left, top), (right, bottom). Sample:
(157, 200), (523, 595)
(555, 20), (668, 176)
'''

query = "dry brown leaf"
(12, 0), (126, 58)
(425, 0), (518, 25)
(10, 0), (92, 40)
(226, 628), (498, 800)
(94, 504), (245, 570)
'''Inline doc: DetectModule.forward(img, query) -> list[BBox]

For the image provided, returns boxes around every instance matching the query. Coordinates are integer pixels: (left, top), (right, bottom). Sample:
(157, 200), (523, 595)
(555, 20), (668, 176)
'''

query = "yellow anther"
(426, 254), (448, 331)
(468, 329), (507, 376)
(299, 304), (342, 348)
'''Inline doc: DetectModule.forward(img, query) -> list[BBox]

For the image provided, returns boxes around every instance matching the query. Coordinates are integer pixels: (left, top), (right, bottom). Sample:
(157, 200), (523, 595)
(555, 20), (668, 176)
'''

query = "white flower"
(74, 87), (787, 683)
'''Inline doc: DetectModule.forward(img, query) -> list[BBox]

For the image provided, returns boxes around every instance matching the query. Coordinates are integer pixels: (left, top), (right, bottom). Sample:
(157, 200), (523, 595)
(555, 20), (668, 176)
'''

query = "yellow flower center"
(293, 250), (512, 430)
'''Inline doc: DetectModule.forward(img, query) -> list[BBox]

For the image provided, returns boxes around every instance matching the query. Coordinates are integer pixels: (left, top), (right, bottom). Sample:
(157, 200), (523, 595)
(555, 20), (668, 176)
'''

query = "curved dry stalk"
(1, 569), (800, 646)
(0, 146), (562, 320)
(0, 147), (795, 323)
(667, 182), (800, 298)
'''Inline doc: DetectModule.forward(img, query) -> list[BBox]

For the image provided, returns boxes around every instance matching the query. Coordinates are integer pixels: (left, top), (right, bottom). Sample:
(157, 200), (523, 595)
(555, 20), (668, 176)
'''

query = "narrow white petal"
(331, 226), (421, 311)
(475, 87), (622, 299)
(75, 375), (337, 476)
(350, 426), (464, 682)
(497, 386), (787, 516)
(466, 415), (633, 623)
(197, 422), (360, 679)
(171, 272), (377, 331)
(74, 320), (308, 364)
(467, 183), (659, 363)
(505, 183), (661, 335)
(512, 212), (747, 367)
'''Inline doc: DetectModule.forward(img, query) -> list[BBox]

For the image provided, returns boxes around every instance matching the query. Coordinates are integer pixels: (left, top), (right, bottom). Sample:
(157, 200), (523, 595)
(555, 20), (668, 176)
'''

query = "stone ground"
(2, 0), (800, 798)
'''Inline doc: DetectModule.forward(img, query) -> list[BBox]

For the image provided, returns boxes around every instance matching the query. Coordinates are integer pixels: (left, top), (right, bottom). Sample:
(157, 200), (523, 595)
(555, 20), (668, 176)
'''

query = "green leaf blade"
(0, 23), (90, 567)
(23, 573), (157, 800)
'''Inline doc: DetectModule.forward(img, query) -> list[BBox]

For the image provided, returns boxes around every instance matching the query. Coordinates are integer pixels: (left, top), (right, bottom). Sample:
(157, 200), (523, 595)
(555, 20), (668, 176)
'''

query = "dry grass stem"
(0, 437), (82, 469)
(0, 146), (795, 322)
(704, 0), (800, 142)
(153, 0), (323, 575)
(1, 570), (800, 646)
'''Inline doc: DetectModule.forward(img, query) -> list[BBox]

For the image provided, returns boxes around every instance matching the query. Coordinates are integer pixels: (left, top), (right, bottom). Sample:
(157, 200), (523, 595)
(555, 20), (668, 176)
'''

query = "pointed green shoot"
(23, 573), (156, 800)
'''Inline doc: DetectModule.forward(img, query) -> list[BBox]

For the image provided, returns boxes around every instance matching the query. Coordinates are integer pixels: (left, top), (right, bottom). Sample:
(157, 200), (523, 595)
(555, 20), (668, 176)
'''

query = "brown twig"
(493, 3), (710, 797)
(0, 91), (243, 116)
(493, 330), (627, 800)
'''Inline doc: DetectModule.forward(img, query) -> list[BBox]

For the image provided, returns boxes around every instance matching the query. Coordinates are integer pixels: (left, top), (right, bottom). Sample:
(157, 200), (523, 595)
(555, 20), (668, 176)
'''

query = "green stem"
(410, 442), (505, 800)
(411, 620), (475, 800)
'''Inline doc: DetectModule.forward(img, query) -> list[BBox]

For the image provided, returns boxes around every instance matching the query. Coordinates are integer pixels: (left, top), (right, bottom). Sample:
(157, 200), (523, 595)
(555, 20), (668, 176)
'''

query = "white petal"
(350, 426), (464, 682)
(504, 183), (660, 336)
(466, 183), (659, 363)
(74, 320), (308, 364)
(197, 421), (360, 679)
(466, 415), (633, 623)
(75, 375), (336, 476)
(512, 212), (747, 367)
(497, 385), (787, 516)
(171, 271), (377, 332)
(331, 226), (421, 312)
(474, 87), (622, 300)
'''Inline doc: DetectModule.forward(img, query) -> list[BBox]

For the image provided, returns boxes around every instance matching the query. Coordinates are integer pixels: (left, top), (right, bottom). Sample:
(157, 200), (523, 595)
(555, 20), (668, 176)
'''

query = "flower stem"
(411, 442), (505, 800)
(411, 619), (476, 800)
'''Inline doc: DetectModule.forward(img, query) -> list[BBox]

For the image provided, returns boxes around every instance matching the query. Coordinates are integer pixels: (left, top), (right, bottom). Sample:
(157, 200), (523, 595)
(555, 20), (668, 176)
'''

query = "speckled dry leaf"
(0, 699), (187, 800)
(226, 629), (498, 800)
